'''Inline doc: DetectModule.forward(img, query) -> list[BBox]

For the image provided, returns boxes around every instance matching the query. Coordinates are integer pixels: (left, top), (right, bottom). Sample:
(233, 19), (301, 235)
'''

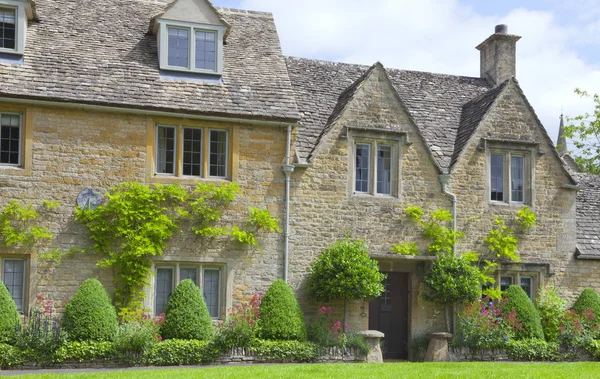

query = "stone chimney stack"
(476, 24), (521, 85)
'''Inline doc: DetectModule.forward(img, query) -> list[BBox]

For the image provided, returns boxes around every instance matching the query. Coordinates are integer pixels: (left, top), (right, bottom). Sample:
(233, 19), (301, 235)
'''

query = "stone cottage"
(0, 0), (598, 360)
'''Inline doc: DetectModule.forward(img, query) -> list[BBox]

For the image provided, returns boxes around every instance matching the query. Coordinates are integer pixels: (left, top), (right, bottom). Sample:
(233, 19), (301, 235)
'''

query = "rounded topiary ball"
(0, 282), (20, 344)
(160, 279), (213, 340)
(258, 280), (306, 341)
(502, 285), (544, 340)
(62, 278), (118, 342)
(571, 288), (600, 317)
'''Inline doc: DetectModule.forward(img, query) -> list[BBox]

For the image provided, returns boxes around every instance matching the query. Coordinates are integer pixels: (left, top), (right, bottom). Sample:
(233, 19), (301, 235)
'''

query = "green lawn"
(7, 362), (600, 379)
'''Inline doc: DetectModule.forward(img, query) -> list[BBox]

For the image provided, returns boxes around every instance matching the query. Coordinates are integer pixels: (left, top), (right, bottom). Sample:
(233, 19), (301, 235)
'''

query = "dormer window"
(149, 0), (231, 76)
(0, 0), (35, 55)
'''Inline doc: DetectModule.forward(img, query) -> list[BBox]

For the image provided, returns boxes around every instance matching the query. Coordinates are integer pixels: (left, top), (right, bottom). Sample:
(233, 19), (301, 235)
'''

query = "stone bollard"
(424, 332), (452, 362)
(358, 330), (385, 363)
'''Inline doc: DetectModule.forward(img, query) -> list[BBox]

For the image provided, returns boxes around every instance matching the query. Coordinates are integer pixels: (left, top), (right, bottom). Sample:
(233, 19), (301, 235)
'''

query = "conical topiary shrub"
(160, 279), (212, 340)
(62, 278), (118, 342)
(0, 282), (20, 344)
(258, 280), (306, 341)
(571, 288), (600, 318)
(502, 285), (544, 340)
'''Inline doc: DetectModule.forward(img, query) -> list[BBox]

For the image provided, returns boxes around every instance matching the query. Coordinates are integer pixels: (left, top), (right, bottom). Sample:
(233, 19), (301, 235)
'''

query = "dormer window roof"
(149, 0), (230, 75)
(0, 0), (36, 55)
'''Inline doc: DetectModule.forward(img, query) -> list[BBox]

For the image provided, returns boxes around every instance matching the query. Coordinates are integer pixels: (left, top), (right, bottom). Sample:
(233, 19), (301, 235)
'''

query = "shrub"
(248, 339), (320, 362)
(214, 292), (263, 349)
(572, 289), (600, 319)
(114, 322), (160, 359)
(62, 279), (118, 342)
(53, 341), (116, 362)
(0, 343), (25, 368)
(454, 297), (522, 350)
(0, 282), (20, 344)
(258, 280), (306, 341)
(161, 279), (212, 341)
(501, 285), (544, 340)
(505, 339), (558, 361)
(307, 306), (339, 347)
(558, 308), (599, 348)
(16, 297), (66, 363)
(536, 285), (566, 342)
(142, 339), (218, 365)
(337, 332), (370, 355)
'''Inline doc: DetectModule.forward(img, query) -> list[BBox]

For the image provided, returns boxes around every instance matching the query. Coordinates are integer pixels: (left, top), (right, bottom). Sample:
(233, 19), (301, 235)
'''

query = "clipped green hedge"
(161, 279), (212, 341)
(249, 339), (320, 362)
(53, 341), (116, 363)
(572, 289), (600, 317)
(0, 282), (20, 344)
(502, 285), (544, 340)
(258, 280), (306, 341)
(0, 342), (25, 368)
(505, 339), (558, 361)
(62, 279), (118, 342)
(143, 339), (217, 366)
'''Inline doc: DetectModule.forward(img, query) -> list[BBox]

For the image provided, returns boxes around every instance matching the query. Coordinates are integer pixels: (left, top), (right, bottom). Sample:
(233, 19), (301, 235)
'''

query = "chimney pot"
(495, 24), (508, 34)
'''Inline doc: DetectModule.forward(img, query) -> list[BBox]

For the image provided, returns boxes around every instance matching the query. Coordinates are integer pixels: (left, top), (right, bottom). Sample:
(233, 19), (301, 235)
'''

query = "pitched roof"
(450, 80), (508, 167)
(285, 57), (493, 168)
(576, 173), (600, 258)
(0, 0), (299, 122)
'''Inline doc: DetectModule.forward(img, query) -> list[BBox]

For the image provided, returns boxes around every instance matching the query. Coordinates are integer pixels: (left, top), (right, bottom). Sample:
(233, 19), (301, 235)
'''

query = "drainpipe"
(438, 174), (457, 254)
(281, 125), (295, 283)
(439, 174), (457, 334)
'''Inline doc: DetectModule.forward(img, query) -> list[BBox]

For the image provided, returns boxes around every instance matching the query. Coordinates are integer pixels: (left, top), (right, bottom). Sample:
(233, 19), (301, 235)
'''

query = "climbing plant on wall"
(0, 200), (60, 249)
(75, 181), (280, 311)
(391, 205), (536, 331)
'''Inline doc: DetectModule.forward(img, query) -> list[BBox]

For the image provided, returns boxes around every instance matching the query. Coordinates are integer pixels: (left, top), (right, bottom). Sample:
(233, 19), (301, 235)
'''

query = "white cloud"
(240, 0), (599, 149)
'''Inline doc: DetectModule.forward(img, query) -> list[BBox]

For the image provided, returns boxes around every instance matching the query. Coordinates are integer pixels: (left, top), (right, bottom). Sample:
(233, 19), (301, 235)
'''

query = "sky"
(213, 0), (599, 148)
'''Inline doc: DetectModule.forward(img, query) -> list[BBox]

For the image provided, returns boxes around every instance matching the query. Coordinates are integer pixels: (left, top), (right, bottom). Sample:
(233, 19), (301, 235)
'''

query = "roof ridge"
(285, 56), (491, 83)
(217, 7), (273, 17)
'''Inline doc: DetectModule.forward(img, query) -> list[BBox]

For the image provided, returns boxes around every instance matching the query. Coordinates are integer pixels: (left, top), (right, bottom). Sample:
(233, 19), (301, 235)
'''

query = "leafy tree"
(423, 252), (481, 332)
(62, 278), (118, 342)
(307, 238), (385, 329)
(0, 283), (20, 344)
(160, 279), (213, 341)
(563, 89), (600, 174)
(258, 280), (306, 341)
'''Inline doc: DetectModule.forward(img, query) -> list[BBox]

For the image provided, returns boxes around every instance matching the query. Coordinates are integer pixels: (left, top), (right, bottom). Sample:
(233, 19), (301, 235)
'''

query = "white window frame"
(1, 257), (27, 313)
(182, 127), (203, 178)
(155, 124), (177, 175)
(0, 112), (22, 167)
(152, 262), (224, 319)
(208, 128), (228, 179)
(488, 149), (532, 205)
(158, 19), (226, 75)
(0, 0), (27, 55)
(350, 137), (400, 198)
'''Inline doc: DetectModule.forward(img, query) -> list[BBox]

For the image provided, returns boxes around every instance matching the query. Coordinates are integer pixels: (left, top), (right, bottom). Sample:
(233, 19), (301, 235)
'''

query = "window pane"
(156, 126), (175, 174)
(500, 276), (513, 292)
(180, 267), (198, 286)
(355, 144), (370, 193)
(520, 277), (533, 299)
(511, 156), (525, 202)
(209, 130), (227, 177)
(377, 146), (392, 195)
(0, 114), (21, 165)
(3, 260), (25, 313)
(0, 8), (16, 50)
(183, 128), (202, 177)
(203, 269), (220, 318)
(195, 30), (217, 71)
(167, 27), (189, 68)
(490, 154), (504, 201)
(155, 268), (173, 315)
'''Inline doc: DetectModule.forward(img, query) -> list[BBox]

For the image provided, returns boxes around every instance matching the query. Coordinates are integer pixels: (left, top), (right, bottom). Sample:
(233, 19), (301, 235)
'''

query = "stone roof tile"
(576, 173), (600, 257)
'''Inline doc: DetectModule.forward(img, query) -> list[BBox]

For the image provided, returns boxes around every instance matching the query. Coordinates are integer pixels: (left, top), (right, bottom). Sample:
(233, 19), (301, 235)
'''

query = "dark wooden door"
(369, 272), (409, 359)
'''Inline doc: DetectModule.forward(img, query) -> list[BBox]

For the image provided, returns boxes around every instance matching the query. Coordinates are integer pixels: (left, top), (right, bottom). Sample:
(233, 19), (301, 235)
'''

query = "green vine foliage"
(75, 181), (280, 311)
(0, 200), (59, 249)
